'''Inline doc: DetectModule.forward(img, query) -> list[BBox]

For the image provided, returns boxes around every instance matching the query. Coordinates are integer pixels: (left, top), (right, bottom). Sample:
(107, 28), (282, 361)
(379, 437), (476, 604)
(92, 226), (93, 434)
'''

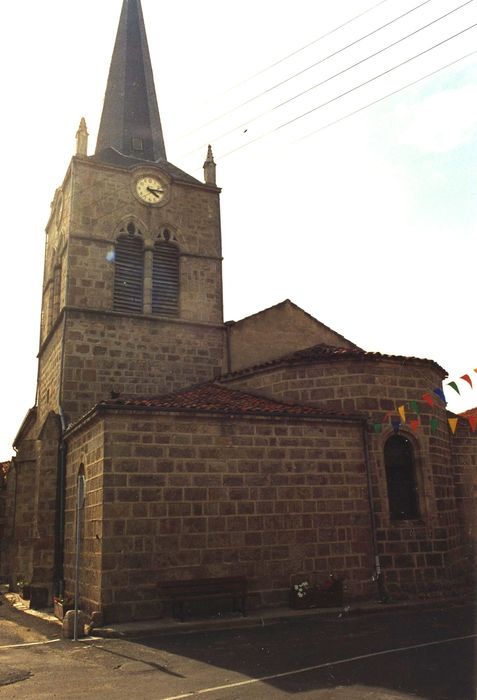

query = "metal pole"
(362, 421), (388, 603)
(74, 474), (85, 641)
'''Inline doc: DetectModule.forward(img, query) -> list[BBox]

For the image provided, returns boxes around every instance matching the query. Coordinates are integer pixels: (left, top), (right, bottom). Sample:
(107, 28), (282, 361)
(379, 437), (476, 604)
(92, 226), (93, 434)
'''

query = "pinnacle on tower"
(76, 118), (89, 158)
(203, 145), (216, 185)
(95, 0), (167, 162)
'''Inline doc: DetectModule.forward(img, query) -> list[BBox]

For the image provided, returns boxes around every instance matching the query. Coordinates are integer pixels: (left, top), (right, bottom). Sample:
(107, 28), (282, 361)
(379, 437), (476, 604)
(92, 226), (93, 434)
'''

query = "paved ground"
(0, 596), (475, 699)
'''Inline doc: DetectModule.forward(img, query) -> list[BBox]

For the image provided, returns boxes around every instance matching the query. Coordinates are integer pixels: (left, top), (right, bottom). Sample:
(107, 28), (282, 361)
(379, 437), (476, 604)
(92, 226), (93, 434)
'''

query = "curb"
(92, 595), (472, 639)
(3, 591), (472, 641)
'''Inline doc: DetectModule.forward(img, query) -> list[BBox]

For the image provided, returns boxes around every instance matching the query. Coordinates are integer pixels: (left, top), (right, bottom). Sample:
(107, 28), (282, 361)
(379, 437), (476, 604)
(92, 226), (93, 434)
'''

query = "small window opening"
(384, 434), (419, 520)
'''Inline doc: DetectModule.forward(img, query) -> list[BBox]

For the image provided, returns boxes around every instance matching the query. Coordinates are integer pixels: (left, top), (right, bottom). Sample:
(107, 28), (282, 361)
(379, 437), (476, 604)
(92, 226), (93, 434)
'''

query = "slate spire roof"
(95, 0), (167, 162)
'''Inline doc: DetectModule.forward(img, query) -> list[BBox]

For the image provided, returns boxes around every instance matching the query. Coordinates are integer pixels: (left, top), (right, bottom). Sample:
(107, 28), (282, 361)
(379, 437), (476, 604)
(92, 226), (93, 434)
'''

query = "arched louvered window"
(384, 434), (419, 520)
(152, 233), (179, 316)
(113, 223), (144, 313)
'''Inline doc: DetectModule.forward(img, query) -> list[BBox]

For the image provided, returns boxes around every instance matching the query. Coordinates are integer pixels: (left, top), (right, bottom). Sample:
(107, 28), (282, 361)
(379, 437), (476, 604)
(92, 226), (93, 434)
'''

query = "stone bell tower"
(37, 0), (225, 427)
(7, 0), (225, 593)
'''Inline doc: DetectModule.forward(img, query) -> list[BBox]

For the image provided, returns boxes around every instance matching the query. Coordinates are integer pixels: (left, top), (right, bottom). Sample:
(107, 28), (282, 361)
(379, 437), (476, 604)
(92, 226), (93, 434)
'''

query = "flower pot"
(290, 581), (344, 609)
(290, 592), (313, 609)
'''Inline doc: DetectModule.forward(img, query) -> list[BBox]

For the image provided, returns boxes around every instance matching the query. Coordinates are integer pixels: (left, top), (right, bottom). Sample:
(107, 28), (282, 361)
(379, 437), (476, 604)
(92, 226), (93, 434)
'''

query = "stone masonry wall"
(37, 322), (64, 428)
(60, 310), (225, 423)
(2, 413), (61, 594)
(451, 418), (476, 579)
(67, 158), (223, 326)
(63, 419), (105, 615)
(0, 464), (10, 580)
(31, 413), (61, 591)
(223, 359), (465, 596)
(36, 156), (226, 429)
(227, 301), (357, 373)
(66, 410), (373, 623)
(3, 441), (37, 588)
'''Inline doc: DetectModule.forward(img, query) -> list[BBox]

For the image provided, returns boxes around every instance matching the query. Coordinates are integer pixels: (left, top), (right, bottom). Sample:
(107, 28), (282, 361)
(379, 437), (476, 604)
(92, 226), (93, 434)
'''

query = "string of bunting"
(373, 367), (477, 435)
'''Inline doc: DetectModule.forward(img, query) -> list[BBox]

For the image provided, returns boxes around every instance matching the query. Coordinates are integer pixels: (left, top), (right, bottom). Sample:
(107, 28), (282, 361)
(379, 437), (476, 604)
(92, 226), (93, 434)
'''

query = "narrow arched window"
(384, 434), (419, 520)
(113, 223), (144, 313)
(152, 235), (179, 316)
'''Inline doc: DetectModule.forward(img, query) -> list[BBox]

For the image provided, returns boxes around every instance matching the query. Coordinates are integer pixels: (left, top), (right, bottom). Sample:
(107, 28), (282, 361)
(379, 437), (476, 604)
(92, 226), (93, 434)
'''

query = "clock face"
(135, 176), (166, 204)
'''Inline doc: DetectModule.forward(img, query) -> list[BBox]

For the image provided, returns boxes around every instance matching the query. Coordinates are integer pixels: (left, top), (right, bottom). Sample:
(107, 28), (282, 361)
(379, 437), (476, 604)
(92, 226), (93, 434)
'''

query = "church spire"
(95, 0), (167, 162)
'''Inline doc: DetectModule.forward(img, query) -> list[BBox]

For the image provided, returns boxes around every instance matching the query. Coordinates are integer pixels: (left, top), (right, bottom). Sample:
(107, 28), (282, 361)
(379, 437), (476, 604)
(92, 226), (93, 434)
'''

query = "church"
(1, 0), (474, 623)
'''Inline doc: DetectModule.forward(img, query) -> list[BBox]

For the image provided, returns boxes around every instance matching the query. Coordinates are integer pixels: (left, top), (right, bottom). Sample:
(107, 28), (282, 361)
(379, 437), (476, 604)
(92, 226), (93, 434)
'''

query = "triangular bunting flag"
(433, 388), (447, 403)
(373, 423), (382, 433)
(398, 405), (406, 424)
(409, 419), (420, 432)
(447, 381), (460, 395)
(410, 400), (420, 416)
(391, 419), (401, 434)
(460, 374), (473, 389)
(467, 415), (477, 432)
(422, 393), (434, 408)
(448, 418), (458, 434)
(430, 417), (438, 434)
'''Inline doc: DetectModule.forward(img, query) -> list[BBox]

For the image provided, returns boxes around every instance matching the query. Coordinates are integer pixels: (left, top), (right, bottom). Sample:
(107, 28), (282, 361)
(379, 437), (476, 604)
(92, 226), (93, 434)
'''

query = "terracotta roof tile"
(222, 343), (446, 379)
(459, 407), (477, 418)
(99, 382), (362, 420)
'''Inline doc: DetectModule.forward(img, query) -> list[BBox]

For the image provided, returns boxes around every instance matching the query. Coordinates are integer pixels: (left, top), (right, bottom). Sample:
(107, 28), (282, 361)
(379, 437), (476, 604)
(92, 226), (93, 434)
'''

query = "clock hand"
(147, 186), (164, 197)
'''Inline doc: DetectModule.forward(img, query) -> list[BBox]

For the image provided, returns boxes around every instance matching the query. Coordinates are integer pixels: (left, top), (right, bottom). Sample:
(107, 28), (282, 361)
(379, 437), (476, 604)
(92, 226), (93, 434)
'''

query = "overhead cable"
(180, 0), (435, 141)
(219, 22), (477, 158)
(226, 0), (394, 90)
(298, 48), (477, 142)
(191, 0), (474, 153)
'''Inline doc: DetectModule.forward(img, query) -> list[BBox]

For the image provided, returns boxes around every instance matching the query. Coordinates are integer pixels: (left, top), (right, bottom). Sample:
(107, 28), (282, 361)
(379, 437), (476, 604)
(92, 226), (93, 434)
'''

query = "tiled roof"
(459, 407), (477, 418)
(221, 343), (446, 379)
(98, 382), (362, 420)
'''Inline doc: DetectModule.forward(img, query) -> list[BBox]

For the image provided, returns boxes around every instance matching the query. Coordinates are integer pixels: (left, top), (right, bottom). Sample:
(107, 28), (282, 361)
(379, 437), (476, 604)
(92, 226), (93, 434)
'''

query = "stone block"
(62, 609), (89, 639)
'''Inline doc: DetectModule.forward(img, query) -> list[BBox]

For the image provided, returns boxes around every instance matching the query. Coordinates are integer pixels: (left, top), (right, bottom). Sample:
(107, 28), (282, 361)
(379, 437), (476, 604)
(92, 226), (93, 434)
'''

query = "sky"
(0, 0), (476, 459)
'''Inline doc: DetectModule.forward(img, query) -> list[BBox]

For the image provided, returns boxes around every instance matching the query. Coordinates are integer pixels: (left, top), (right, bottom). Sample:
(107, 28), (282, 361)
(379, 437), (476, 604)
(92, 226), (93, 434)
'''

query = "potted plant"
(290, 573), (344, 609)
(53, 594), (74, 620)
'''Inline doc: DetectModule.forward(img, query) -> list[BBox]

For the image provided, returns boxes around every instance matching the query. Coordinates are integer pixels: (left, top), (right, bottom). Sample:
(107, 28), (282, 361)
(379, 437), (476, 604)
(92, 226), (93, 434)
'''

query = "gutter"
(362, 420), (388, 603)
(53, 406), (67, 597)
(224, 322), (234, 374)
(64, 401), (365, 440)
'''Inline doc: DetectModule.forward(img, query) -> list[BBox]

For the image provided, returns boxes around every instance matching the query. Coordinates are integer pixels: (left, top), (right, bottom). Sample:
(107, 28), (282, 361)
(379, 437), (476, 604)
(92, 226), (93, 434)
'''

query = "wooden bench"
(158, 576), (247, 622)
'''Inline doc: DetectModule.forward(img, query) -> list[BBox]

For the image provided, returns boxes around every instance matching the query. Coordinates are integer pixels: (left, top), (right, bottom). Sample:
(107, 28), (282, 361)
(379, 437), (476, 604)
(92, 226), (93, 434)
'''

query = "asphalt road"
(0, 598), (475, 699)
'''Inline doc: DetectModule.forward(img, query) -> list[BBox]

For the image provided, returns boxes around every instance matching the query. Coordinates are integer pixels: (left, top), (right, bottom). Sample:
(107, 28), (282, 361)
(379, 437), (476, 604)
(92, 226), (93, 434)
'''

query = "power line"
(298, 48), (477, 142)
(179, 0), (394, 141)
(218, 22), (477, 158)
(190, 0), (474, 153)
(225, 0), (394, 90)
(179, 0), (435, 143)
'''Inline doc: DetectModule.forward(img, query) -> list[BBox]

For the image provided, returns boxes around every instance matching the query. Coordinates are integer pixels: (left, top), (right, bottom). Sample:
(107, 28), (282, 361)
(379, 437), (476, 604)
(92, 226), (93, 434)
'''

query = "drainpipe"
(362, 420), (389, 603)
(224, 321), (234, 374)
(53, 407), (67, 597)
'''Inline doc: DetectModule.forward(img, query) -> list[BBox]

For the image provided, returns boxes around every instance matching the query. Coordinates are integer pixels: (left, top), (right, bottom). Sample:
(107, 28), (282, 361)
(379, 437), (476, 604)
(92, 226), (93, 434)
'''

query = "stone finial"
(76, 117), (89, 158)
(203, 145), (216, 185)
